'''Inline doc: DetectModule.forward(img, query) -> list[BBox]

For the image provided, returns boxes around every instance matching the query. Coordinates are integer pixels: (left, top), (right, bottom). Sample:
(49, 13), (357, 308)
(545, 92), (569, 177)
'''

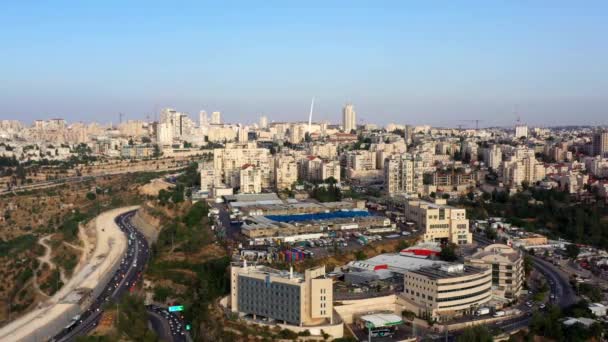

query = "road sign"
(168, 305), (184, 312)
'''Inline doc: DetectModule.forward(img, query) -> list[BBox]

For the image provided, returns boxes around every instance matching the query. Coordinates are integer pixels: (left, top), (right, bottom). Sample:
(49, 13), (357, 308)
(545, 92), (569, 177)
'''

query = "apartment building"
(213, 142), (272, 189)
(342, 103), (356, 133)
(230, 263), (333, 326)
(274, 155), (298, 191)
(308, 143), (338, 159)
(299, 156), (341, 183)
(593, 129), (608, 158)
(466, 244), (524, 299)
(155, 122), (173, 146)
(502, 156), (545, 188)
(483, 145), (502, 170)
(403, 263), (492, 321)
(239, 164), (262, 194)
(199, 161), (220, 194)
(404, 199), (472, 245)
(384, 153), (424, 196)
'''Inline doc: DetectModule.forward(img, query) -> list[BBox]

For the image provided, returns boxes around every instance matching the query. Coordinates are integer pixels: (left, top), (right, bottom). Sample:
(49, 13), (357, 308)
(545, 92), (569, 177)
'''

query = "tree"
(86, 192), (96, 201)
(439, 243), (458, 261)
(457, 325), (492, 342)
(565, 244), (580, 260)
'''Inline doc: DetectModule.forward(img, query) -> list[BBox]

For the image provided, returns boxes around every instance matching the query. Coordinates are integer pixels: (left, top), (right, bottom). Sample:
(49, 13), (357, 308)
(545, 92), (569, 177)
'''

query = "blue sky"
(0, 1), (606, 127)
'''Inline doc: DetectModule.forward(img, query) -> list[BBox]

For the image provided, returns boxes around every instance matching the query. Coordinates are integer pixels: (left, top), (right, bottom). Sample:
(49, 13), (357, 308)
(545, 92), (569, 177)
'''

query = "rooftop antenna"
(308, 97), (315, 133)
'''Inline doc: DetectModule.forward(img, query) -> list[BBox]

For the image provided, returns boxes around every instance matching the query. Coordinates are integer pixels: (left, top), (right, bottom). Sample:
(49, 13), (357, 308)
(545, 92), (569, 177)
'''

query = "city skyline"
(1, 1), (607, 126)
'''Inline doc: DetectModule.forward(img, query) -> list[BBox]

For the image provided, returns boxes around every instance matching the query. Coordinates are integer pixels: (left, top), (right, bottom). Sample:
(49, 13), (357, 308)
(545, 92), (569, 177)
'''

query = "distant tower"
(342, 103), (356, 133)
(308, 97), (315, 133)
(199, 111), (208, 127)
(259, 115), (268, 129)
(592, 129), (608, 157)
(211, 111), (222, 125)
(237, 125), (249, 143)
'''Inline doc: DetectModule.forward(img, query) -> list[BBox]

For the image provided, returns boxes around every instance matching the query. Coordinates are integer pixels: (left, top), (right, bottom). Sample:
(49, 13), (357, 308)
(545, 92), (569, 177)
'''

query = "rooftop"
(351, 253), (446, 275)
(360, 313), (404, 328)
(409, 264), (488, 280)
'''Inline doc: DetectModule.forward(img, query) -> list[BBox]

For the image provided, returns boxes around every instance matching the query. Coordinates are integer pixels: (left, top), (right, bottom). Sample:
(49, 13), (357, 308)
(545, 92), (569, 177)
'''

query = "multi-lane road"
(51, 210), (191, 342)
(52, 211), (149, 341)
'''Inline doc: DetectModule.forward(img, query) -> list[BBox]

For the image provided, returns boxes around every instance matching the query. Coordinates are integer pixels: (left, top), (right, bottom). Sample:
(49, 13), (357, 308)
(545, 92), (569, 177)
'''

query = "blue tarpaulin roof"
(265, 211), (372, 223)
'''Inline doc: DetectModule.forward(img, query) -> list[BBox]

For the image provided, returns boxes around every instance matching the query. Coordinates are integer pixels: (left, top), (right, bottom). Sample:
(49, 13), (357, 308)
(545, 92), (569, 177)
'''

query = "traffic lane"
(147, 309), (174, 342)
(54, 211), (150, 341)
(531, 256), (577, 308)
(147, 305), (187, 342)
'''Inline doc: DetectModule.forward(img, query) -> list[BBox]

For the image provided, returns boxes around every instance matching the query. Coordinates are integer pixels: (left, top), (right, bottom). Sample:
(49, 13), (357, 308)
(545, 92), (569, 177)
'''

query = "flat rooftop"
(266, 210), (372, 223)
(351, 253), (446, 275)
(409, 264), (487, 280)
(224, 193), (281, 202)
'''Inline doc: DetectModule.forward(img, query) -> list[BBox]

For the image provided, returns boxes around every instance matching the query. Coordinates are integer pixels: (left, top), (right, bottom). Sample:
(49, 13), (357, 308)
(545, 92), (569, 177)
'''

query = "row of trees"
(468, 188), (608, 249)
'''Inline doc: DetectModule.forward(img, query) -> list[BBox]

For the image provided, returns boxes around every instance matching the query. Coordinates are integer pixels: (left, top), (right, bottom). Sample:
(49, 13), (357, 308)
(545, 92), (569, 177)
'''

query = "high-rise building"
(483, 145), (502, 170)
(213, 142), (271, 189)
(239, 164), (262, 193)
(237, 125), (249, 143)
(259, 115), (268, 129)
(592, 129), (608, 158)
(156, 122), (173, 146)
(199, 111), (208, 127)
(342, 104), (356, 133)
(502, 155), (545, 188)
(211, 111), (222, 124)
(383, 153), (424, 195)
(274, 155), (298, 191)
(515, 124), (528, 139)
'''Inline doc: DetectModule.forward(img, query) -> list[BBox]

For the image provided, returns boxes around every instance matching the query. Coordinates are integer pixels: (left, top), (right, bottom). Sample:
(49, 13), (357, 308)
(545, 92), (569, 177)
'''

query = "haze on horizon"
(1, 1), (607, 127)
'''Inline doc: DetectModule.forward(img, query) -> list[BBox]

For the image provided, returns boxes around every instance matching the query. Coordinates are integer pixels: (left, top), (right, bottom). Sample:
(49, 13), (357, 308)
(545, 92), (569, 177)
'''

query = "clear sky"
(1, 1), (607, 127)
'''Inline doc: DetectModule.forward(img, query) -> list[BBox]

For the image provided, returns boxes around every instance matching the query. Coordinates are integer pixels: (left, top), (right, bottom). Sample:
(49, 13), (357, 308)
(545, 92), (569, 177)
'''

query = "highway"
(51, 210), (150, 342)
(146, 304), (189, 342)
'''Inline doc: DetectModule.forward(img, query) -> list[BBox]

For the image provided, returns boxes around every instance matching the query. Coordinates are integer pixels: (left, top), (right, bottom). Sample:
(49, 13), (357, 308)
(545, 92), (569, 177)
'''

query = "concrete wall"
(131, 205), (161, 244)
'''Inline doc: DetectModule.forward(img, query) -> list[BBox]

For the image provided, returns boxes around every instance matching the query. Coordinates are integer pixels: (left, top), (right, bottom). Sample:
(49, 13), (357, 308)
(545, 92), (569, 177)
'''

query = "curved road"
(52, 211), (149, 341)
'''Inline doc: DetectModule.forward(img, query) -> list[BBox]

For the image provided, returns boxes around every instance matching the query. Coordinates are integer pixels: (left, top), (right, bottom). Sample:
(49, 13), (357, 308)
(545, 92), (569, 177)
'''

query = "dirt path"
(37, 236), (68, 285)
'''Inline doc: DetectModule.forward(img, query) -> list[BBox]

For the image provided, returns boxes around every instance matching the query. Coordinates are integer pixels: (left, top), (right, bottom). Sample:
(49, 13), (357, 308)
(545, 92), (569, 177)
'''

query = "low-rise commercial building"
(402, 264), (492, 321)
(466, 244), (524, 299)
(404, 199), (472, 245)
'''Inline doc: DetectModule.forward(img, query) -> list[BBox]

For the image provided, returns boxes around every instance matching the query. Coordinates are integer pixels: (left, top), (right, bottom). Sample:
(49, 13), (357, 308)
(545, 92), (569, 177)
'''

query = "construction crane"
(460, 119), (483, 130)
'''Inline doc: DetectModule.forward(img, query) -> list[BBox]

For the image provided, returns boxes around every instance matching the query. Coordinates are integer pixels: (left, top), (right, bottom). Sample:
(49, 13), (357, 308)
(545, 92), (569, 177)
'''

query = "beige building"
(593, 129), (608, 158)
(502, 155), (545, 188)
(345, 150), (377, 171)
(308, 143), (338, 159)
(384, 153), (424, 195)
(466, 244), (524, 299)
(230, 263), (333, 327)
(403, 264), (492, 321)
(274, 155), (298, 191)
(404, 199), (472, 245)
(199, 161), (220, 194)
(211, 111), (222, 124)
(207, 124), (237, 142)
(156, 122), (173, 146)
(299, 156), (341, 183)
(342, 103), (356, 133)
(213, 142), (272, 189)
(239, 164), (262, 194)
